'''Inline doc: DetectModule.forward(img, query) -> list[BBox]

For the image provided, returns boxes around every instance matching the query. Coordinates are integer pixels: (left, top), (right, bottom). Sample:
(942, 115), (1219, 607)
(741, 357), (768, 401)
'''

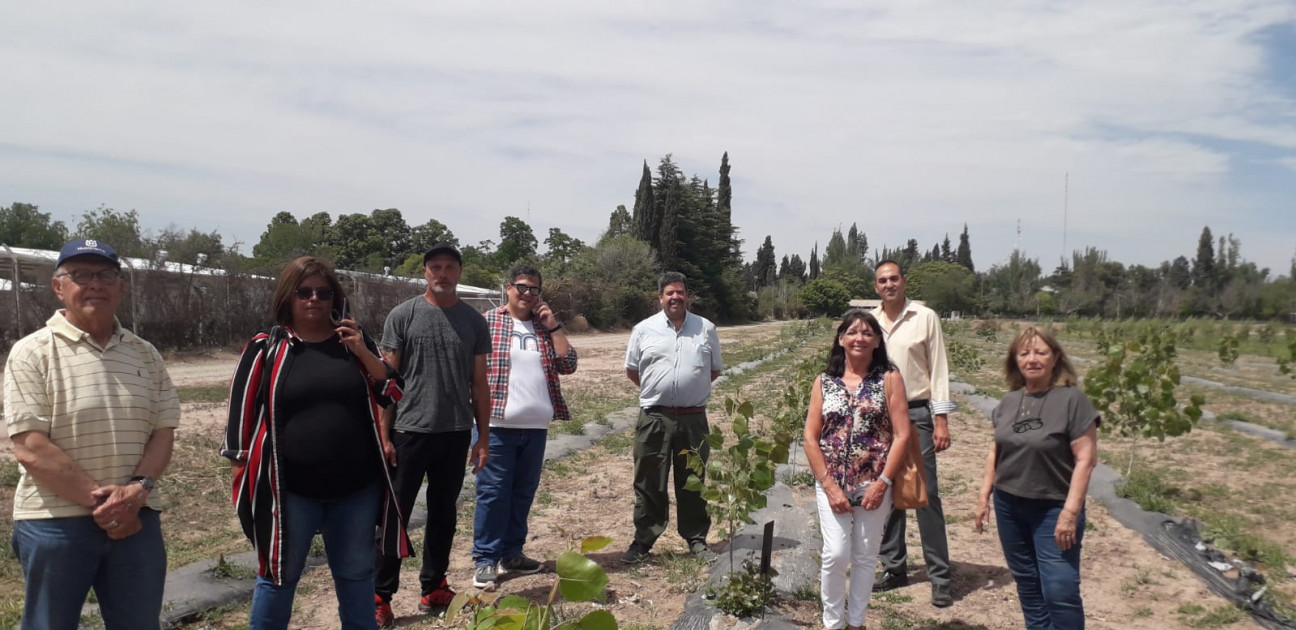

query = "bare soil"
(1, 321), (1270, 629)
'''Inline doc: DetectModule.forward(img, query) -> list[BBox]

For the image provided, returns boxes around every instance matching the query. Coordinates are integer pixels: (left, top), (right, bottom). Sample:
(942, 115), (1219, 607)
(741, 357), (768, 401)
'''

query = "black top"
(279, 336), (382, 499)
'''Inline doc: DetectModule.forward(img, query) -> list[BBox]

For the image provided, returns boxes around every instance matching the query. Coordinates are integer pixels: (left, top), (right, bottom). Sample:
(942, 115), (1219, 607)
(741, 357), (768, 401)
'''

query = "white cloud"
(0, 0), (1294, 274)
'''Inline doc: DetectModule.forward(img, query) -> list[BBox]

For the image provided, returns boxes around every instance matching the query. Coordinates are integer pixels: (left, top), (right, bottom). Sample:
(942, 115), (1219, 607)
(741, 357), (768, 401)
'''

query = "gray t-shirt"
(990, 386), (1099, 501)
(382, 296), (490, 434)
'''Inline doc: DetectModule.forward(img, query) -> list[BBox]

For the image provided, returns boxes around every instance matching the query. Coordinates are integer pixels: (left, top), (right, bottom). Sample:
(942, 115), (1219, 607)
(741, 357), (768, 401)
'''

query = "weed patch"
(178, 384), (230, 404)
(1176, 602), (1245, 628)
(1115, 466), (1182, 514)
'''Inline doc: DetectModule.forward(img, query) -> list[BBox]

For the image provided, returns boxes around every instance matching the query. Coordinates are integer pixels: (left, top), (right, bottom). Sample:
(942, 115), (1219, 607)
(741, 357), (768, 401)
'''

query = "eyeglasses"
(294, 287), (335, 301)
(1012, 417), (1044, 434)
(57, 269), (122, 285)
(509, 283), (541, 296)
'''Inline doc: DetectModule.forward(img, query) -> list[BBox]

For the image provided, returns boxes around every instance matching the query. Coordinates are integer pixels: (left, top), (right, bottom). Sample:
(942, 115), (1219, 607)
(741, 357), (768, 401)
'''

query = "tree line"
(5, 163), (1296, 338)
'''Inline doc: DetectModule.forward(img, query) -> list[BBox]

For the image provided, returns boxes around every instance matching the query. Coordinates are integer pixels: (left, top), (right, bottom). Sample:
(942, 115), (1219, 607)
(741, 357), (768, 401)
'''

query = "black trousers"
(374, 429), (471, 601)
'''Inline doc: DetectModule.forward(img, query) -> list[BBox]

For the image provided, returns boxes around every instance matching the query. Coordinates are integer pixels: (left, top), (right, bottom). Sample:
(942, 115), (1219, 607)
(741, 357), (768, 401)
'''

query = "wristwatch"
(129, 476), (156, 492)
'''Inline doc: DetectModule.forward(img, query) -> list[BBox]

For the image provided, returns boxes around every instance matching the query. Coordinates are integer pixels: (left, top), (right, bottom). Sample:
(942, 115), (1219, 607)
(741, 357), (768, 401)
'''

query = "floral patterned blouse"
(818, 371), (894, 494)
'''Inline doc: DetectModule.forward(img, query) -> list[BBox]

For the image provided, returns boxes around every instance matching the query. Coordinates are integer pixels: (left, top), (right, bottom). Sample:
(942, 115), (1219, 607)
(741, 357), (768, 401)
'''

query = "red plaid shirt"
(485, 306), (578, 423)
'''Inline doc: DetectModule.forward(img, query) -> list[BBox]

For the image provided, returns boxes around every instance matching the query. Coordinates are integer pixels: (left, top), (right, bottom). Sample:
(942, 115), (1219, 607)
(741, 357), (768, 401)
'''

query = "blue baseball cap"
(56, 239), (121, 268)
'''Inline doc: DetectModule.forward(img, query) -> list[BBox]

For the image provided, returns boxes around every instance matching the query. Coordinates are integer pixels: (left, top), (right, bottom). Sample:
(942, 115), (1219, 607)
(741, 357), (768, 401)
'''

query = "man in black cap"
(373, 243), (490, 626)
(5, 239), (179, 629)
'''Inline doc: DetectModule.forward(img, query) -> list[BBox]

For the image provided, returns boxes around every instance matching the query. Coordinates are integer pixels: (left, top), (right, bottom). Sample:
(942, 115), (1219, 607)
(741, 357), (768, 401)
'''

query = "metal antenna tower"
(1062, 173), (1069, 264)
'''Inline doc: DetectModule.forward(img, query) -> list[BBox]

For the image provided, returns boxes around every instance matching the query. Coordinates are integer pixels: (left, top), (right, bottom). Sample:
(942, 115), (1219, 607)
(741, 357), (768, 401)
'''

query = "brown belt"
(647, 405), (707, 415)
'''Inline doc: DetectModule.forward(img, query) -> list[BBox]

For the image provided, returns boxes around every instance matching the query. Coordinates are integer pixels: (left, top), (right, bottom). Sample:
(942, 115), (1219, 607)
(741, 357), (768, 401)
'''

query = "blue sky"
(2, 1), (1294, 276)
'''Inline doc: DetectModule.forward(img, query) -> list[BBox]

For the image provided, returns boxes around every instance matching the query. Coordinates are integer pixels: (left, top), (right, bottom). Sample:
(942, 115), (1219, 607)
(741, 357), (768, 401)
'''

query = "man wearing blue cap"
(4, 239), (180, 630)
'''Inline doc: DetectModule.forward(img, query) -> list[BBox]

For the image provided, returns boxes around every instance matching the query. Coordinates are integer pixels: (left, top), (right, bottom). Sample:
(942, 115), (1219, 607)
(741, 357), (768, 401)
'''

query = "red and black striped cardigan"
(221, 327), (411, 584)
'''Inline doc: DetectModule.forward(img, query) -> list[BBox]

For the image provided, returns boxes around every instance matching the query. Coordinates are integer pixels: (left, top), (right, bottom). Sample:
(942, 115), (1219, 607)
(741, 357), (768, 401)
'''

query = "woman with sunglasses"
(803, 309), (914, 630)
(222, 256), (410, 630)
(975, 326), (1099, 630)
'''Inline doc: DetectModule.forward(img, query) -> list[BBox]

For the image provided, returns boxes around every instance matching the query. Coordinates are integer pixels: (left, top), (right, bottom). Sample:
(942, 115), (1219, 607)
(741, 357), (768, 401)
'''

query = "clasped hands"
(824, 479), (887, 514)
(90, 483), (148, 540)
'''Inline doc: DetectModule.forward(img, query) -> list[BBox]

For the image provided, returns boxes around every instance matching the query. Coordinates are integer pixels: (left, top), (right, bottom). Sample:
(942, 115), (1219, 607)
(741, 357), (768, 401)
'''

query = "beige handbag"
(891, 431), (928, 510)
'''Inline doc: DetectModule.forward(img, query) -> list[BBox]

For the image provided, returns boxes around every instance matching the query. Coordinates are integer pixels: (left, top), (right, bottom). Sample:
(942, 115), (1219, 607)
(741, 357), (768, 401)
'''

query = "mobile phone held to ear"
(331, 298), (350, 327)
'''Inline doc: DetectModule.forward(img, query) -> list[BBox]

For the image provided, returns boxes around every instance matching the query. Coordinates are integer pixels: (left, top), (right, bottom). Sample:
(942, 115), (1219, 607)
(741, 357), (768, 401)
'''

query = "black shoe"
(872, 570), (909, 592)
(689, 541), (717, 561)
(931, 583), (953, 608)
(621, 543), (650, 564)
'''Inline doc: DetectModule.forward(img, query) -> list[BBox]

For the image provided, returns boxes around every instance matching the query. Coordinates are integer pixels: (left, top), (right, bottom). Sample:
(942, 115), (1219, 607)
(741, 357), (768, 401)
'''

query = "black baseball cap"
(423, 243), (462, 264)
(56, 239), (121, 268)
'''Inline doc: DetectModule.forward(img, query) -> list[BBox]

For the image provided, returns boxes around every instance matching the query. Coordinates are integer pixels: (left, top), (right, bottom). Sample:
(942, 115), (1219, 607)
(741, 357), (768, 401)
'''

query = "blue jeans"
(994, 490), (1086, 630)
(472, 427), (547, 566)
(250, 482), (381, 630)
(12, 509), (166, 630)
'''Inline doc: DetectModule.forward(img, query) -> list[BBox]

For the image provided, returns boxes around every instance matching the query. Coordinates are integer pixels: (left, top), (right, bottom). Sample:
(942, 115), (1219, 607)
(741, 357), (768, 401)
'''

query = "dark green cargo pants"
(632, 407), (711, 549)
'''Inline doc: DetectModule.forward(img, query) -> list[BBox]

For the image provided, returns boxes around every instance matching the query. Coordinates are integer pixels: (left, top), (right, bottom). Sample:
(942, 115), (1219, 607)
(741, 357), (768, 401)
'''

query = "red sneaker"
(418, 578), (457, 613)
(375, 595), (394, 628)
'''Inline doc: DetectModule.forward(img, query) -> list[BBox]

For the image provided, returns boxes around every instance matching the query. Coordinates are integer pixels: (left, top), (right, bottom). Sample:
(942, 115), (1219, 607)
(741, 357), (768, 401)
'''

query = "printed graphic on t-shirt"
(511, 327), (540, 352)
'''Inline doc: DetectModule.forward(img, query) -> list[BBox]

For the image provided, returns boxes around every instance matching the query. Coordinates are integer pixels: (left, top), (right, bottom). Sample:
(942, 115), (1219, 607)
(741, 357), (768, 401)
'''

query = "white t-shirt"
(498, 318), (556, 429)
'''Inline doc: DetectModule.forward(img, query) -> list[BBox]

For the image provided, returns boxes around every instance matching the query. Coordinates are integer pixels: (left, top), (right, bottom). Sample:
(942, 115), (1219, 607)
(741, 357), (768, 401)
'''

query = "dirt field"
(0, 321), (1271, 629)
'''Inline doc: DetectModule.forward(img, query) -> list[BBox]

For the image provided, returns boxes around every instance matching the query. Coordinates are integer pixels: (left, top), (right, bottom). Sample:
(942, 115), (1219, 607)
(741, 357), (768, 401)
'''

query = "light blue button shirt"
(625, 311), (724, 408)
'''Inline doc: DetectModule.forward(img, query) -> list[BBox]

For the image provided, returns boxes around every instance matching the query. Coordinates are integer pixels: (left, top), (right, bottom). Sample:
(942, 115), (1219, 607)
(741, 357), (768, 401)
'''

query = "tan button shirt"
(872, 301), (955, 416)
(4, 312), (181, 520)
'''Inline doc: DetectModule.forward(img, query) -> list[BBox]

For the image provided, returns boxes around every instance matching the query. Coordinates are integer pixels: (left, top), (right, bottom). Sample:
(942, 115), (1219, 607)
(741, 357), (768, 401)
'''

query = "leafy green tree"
(906, 261), (977, 314)
(497, 216), (538, 266)
(982, 250), (1042, 315)
(603, 204), (634, 240)
(1084, 324), (1204, 475)
(410, 218), (457, 255)
(751, 236), (777, 289)
(818, 269), (870, 299)
(367, 208), (414, 269)
(685, 396), (792, 576)
(543, 228), (586, 273)
(778, 254), (806, 283)
(1164, 255), (1191, 290)
(76, 206), (147, 258)
(798, 278), (850, 316)
(0, 202), (68, 250)
(253, 211), (332, 265)
(823, 228), (850, 272)
(329, 213), (376, 271)
(461, 240), (504, 289)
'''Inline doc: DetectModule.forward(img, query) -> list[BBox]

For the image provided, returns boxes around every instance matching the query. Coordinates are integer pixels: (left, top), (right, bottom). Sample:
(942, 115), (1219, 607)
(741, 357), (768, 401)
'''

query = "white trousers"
(815, 481), (893, 629)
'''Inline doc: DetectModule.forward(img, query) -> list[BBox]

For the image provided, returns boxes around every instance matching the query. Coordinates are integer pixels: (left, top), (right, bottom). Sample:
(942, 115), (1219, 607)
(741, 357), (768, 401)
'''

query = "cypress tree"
(956, 223), (975, 272)
(717, 152), (732, 224)
(809, 243), (820, 279)
(1192, 226), (1215, 288)
(631, 161), (656, 243)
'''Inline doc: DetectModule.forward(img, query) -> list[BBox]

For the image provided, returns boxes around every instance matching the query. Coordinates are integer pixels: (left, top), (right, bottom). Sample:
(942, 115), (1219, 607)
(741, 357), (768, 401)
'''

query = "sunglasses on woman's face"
(295, 287), (335, 301)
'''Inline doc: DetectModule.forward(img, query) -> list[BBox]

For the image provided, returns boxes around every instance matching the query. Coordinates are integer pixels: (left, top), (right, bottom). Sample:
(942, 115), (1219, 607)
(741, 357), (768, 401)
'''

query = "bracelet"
(878, 473), (893, 487)
(548, 324), (563, 333)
